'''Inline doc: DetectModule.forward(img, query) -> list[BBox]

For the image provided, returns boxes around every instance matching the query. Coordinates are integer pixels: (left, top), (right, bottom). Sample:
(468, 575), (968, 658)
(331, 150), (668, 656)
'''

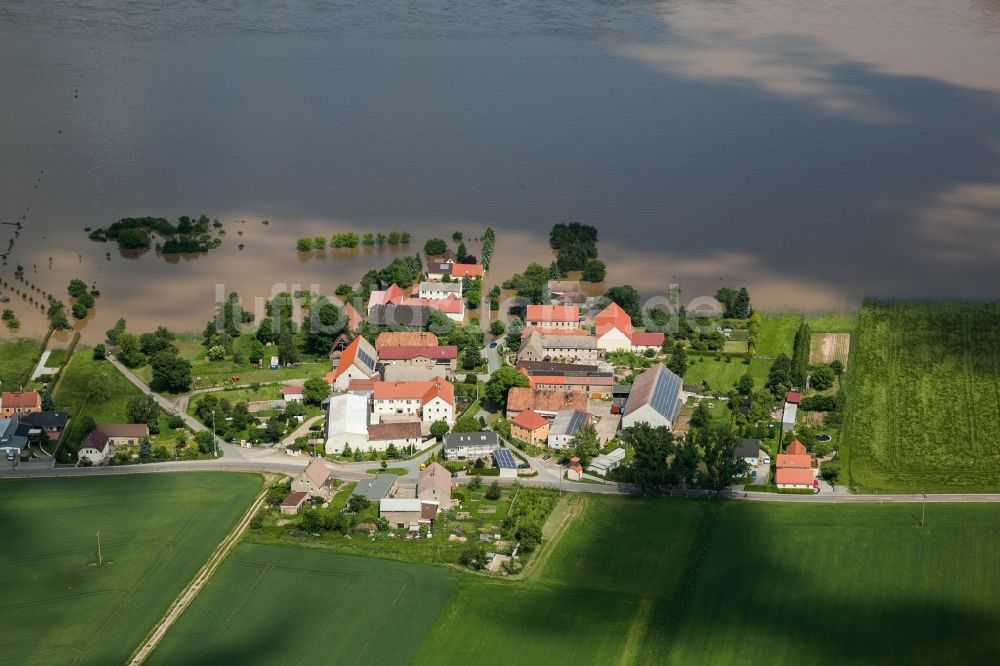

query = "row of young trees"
(296, 231), (412, 251)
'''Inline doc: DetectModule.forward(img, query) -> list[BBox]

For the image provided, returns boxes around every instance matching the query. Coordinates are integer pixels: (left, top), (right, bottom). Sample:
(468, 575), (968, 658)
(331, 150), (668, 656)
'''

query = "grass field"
(755, 312), (858, 358)
(682, 356), (770, 392)
(0, 337), (40, 388)
(53, 350), (175, 451)
(843, 301), (1000, 492)
(413, 496), (1000, 665)
(149, 543), (456, 665)
(0, 473), (260, 665)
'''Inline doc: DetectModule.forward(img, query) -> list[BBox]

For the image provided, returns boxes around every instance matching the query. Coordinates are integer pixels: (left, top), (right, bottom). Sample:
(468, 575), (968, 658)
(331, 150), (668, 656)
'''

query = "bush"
(484, 480), (502, 500)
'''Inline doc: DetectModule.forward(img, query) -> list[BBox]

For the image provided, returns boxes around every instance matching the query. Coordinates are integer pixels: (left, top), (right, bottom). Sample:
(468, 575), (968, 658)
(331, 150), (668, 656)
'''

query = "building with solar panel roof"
(492, 448), (519, 479)
(621, 364), (684, 429)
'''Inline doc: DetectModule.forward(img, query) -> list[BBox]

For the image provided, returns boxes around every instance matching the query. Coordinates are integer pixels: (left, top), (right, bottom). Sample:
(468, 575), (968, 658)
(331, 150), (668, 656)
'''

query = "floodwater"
(1, 0), (999, 341)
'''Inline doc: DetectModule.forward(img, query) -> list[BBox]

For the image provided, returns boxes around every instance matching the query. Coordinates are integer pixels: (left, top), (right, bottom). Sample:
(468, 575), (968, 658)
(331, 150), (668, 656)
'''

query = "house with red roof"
(372, 378), (456, 426)
(0, 391), (41, 418)
(510, 409), (550, 445)
(525, 305), (580, 330)
(450, 263), (484, 279)
(594, 302), (665, 354)
(327, 336), (379, 391)
(78, 424), (149, 466)
(566, 460), (584, 481)
(775, 439), (819, 491)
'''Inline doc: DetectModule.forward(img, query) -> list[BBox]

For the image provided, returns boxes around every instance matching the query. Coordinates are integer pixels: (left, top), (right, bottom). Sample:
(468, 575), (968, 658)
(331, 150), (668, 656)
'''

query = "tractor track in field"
(126, 486), (267, 665)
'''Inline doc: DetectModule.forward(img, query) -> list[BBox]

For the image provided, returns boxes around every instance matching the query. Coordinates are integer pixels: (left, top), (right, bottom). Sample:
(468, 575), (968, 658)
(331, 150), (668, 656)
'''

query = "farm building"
(280, 386), (305, 402)
(379, 498), (439, 529)
(324, 393), (370, 454)
(367, 422), (422, 452)
(621, 364), (683, 429)
(377, 345), (457, 372)
(375, 331), (439, 350)
(781, 402), (798, 432)
(442, 431), (498, 460)
(517, 330), (599, 363)
(327, 336), (379, 391)
(566, 461), (584, 481)
(505, 387), (588, 420)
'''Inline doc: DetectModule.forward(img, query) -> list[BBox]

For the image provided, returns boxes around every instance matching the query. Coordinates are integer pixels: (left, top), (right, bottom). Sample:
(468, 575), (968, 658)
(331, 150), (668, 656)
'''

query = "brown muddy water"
(1, 0), (999, 342)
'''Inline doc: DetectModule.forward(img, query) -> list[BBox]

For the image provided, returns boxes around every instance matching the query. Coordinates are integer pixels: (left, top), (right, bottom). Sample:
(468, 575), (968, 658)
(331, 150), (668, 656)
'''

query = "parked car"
(308, 425), (322, 432)
(517, 462), (530, 469)
(450, 472), (459, 478)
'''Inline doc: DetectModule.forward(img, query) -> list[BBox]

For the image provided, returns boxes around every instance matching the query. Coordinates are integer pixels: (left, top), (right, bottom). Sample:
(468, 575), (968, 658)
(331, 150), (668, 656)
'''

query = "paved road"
(29, 358), (998, 504)
(486, 343), (501, 374)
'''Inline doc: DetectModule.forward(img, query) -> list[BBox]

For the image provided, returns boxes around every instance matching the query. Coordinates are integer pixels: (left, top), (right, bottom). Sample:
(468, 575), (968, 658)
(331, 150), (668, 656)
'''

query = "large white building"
(324, 393), (370, 454)
(621, 364), (684, 430)
(418, 281), (462, 300)
(372, 379), (456, 426)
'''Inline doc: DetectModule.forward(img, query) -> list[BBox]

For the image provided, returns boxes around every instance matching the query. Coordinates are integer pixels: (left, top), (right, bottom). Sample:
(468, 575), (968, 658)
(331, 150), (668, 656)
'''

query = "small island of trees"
(88, 215), (224, 257)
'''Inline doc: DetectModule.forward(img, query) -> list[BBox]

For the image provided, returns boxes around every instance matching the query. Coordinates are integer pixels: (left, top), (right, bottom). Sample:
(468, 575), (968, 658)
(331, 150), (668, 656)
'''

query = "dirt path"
(127, 486), (267, 665)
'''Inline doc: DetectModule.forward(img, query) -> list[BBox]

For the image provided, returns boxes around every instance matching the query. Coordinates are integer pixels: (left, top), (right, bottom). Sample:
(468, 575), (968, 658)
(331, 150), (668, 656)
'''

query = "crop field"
(810, 332), (850, 365)
(414, 496), (1000, 665)
(843, 301), (1000, 492)
(148, 543), (457, 665)
(0, 473), (260, 665)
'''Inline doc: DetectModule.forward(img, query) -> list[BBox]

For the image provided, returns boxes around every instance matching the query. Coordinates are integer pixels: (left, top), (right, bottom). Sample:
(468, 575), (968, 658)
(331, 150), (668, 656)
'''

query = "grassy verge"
(0, 337), (41, 388)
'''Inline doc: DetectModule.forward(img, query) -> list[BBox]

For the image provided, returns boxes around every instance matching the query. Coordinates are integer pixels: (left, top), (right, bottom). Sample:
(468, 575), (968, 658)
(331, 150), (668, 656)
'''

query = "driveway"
(588, 399), (621, 442)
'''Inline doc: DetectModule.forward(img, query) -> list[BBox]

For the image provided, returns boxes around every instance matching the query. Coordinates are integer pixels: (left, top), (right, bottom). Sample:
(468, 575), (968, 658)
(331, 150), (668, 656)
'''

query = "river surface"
(1, 0), (999, 341)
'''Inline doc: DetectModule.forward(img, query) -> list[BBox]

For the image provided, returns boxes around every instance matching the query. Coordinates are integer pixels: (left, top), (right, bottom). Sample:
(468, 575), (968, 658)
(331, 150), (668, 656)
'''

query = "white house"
(372, 379), (455, 426)
(418, 281), (462, 300)
(442, 431), (499, 460)
(525, 305), (580, 330)
(78, 424), (150, 466)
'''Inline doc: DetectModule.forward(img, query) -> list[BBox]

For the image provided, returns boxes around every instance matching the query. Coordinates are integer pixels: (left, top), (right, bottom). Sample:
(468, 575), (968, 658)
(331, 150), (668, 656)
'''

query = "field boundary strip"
(127, 483), (269, 665)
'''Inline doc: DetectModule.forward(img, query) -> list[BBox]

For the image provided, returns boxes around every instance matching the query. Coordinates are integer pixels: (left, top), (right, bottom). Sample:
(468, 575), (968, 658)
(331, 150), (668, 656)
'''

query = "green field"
(0, 337), (40, 388)
(0, 473), (260, 665)
(683, 356), (770, 392)
(843, 301), (1000, 492)
(413, 496), (1000, 665)
(148, 543), (457, 665)
(755, 312), (858, 358)
(53, 350), (176, 452)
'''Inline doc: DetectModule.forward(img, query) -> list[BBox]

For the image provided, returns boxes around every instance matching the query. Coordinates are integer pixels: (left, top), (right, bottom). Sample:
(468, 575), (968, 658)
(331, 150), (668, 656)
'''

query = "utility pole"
(212, 411), (217, 457)
(96, 530), (102, 565)
(921, 491), (927, 527)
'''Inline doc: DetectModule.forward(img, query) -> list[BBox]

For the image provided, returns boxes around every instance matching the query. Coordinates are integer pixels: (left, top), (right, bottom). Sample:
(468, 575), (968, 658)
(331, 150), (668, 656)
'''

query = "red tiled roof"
(506, 387), (588, 414)
(595, 302), (632, 338)
(281, 491), (308, 507)
(80, 424), (150, 452)
(786, 439), (808, 456)
(373, 378), (455, 405)
(343, 303), (363, 332)
(631, 332), (665, 347)
(523, 373), (613, 388)
(375, 332), (439, 349)
(331, 337), (362, 381)
(525, 305), (579, 323)
(568, 462), (583, 473)
(348, 379), (375, 392)
(450, 264), (484, 278)
(1, 391), (41, 409)
(776, 454), (814, 469)
(776, 468), (817, 486)
(378, 345), (457, 361)
(786, 391), (802, 404)
(512, 409), (548, 431)
(368, 421), (422, 441)
(280, 386), (304, 395)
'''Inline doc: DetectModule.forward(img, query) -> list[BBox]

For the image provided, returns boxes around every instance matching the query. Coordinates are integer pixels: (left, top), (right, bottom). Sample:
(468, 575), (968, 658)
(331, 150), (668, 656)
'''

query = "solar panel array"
(567, 410), (588, 436)
(357, 347), (377, 371)
(493, 448), (517, 469)
(650, 367), (683, 423)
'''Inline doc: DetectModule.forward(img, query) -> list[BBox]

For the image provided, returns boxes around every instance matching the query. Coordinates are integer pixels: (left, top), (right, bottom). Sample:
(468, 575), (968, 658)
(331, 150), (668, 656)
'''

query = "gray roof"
(443, 431), (499, 450)
(624, 364), (683, 423)
(540, 334), (597, 349)
(420, 281), (461, 294)
(353, 474), (398, 501)
(0, 416), (28, 451)
(382, 365), (447, 383)
(429, 262), (452, 274)
(549, 409), (590, 438)
(19, 411), (69, 428)
(612, 384), (632, 396)
(368, 304), (432, 328)
(735, 438), (762, 459)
